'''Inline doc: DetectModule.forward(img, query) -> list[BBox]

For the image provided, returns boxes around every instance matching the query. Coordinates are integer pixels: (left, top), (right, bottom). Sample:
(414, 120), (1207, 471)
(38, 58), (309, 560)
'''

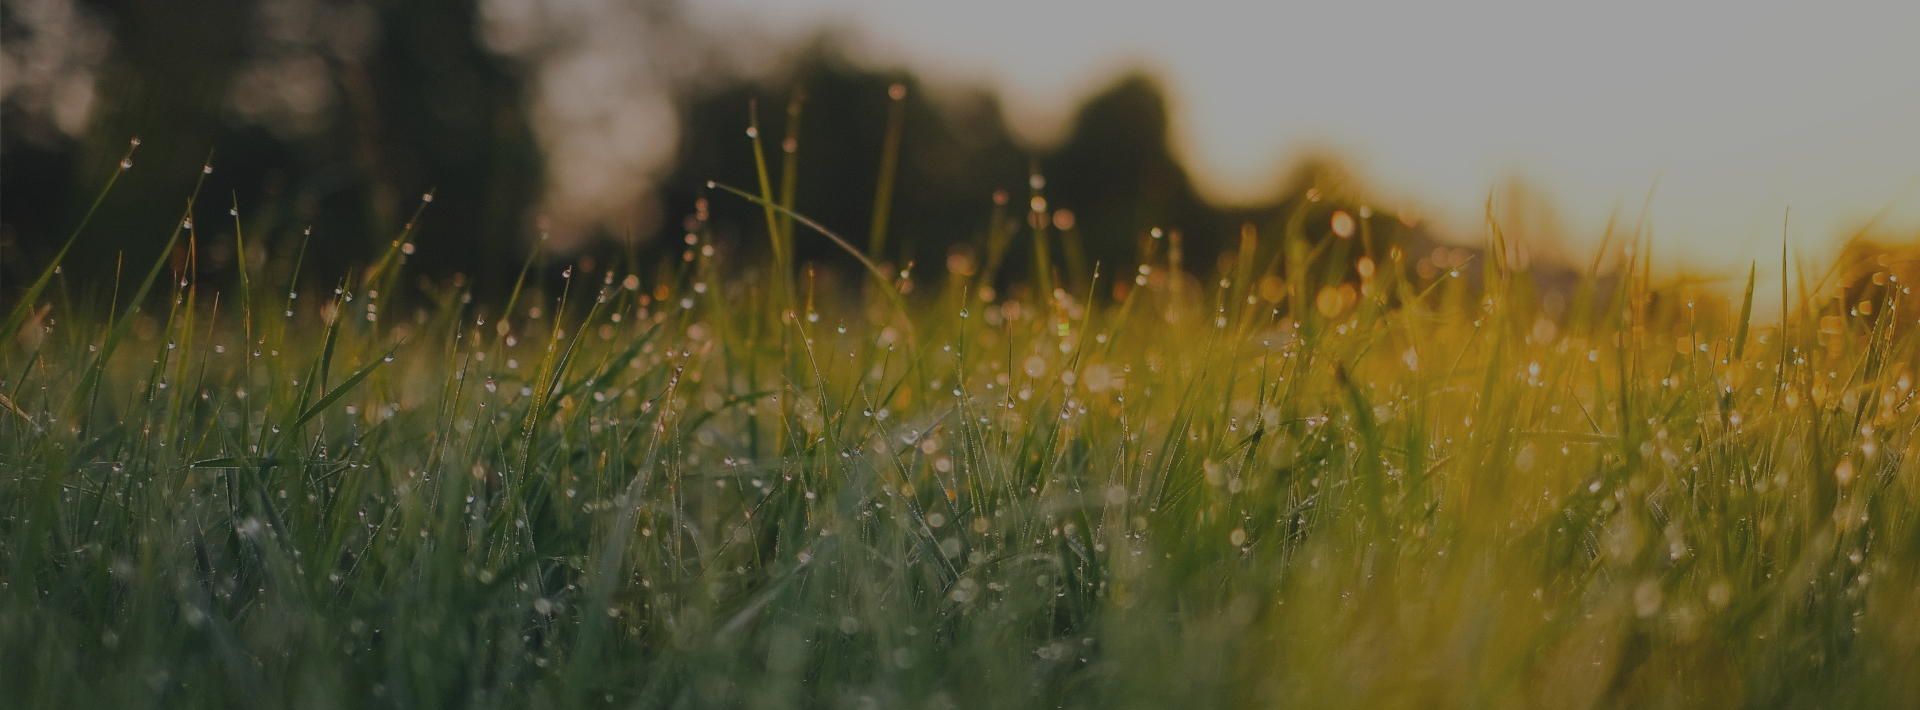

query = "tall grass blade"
(867, 83), (907, 260)
(1734, 261), (1757, 360)
(1, 139), (139, 343)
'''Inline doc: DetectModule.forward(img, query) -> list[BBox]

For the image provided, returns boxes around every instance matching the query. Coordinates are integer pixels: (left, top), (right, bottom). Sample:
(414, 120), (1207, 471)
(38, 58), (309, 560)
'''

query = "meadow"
(4, 139), (1919, 709)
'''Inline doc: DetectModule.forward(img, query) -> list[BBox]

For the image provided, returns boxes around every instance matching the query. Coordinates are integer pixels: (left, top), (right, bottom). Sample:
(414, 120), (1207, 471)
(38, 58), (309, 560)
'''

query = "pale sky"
(692, 0), (1920, 279)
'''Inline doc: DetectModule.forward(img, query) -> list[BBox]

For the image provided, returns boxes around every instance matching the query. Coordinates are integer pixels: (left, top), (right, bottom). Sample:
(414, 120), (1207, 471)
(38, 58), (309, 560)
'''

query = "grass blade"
(1, 139), (139, 343)
(289, 347), (394, 431)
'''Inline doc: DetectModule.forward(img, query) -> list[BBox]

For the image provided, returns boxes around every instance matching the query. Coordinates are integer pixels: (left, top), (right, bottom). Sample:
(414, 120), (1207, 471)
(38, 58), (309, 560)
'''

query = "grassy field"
(5, 146), (1920, 709)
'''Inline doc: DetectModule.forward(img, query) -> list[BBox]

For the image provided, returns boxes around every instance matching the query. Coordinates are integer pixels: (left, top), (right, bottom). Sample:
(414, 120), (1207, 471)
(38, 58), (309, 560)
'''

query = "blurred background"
(4, 0), (1918, 304)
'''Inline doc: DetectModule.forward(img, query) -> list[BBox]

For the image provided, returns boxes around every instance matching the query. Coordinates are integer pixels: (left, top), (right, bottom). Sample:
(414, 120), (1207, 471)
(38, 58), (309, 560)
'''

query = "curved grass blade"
(2, 139), (139, 343)
(289, 347), (396, 431)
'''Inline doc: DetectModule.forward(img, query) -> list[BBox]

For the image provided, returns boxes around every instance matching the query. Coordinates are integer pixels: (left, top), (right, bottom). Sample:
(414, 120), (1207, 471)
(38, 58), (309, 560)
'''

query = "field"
(5, 147), (1920, 709)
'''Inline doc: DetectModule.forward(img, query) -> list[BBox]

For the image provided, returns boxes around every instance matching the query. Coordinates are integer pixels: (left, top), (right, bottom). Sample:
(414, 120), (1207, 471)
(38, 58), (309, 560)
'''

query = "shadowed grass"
(4, 151), (1920, 710)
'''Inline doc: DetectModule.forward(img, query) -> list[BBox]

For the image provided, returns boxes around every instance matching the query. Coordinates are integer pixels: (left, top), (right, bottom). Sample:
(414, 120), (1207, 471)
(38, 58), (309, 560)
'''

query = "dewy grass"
(5, 157), (1920, 710)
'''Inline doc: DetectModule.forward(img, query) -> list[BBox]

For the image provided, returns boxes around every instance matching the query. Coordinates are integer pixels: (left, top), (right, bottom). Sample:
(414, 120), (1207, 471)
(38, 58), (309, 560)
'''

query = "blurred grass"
(3, 145), (1920, 710)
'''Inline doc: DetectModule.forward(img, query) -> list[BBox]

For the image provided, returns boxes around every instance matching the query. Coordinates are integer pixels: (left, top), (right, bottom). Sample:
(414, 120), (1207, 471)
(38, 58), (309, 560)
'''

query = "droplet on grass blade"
(1331, 211), (1355, 238)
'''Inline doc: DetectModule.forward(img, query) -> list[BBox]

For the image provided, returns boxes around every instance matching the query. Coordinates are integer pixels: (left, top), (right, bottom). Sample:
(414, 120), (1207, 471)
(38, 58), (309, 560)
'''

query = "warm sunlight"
(697, 0), (1920, 271)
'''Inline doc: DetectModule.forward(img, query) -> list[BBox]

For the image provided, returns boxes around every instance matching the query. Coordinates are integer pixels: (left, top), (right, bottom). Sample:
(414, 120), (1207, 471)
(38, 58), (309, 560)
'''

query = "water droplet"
(119, 159), (132, 170)
(1331, 211), (1355, 238)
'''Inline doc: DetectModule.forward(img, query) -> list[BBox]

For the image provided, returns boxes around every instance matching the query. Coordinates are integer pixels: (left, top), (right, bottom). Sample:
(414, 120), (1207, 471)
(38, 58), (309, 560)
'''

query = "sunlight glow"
(695, 0), (1920, 275)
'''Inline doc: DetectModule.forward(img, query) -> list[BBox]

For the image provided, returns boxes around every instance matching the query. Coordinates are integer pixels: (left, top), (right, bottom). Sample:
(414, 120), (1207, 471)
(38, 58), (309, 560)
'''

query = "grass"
(5, 143), (1920, 709)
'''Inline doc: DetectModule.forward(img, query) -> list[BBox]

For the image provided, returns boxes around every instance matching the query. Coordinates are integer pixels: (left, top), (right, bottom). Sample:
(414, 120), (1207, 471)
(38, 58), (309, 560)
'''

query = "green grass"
(5, 154), (1920, 709)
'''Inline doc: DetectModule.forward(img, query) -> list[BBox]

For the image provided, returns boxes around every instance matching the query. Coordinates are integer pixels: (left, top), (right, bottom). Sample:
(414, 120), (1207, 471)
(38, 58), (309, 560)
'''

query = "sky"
(692, 0), (1920, 279)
